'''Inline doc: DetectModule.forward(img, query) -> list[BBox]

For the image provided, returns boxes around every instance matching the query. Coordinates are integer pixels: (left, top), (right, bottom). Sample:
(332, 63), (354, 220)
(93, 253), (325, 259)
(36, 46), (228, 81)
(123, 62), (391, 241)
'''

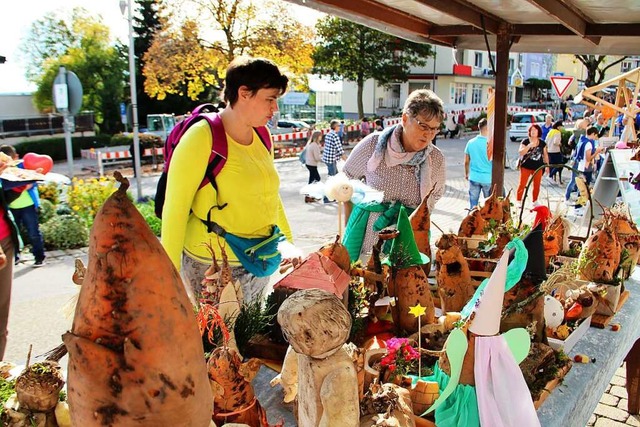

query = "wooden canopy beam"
(430, 23), (640, 37)
(525, 0), (600, 45)
(415, 0), (502, 34)
(283, 0), (456, 46)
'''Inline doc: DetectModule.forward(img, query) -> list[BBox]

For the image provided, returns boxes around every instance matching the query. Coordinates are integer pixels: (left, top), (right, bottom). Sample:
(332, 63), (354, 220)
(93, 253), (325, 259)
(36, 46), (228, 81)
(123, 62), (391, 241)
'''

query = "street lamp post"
(120, 0), (143, 200)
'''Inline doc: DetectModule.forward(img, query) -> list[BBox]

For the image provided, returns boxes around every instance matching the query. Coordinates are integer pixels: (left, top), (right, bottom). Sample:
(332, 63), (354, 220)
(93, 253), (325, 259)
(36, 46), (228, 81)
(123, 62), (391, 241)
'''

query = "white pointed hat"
(469, 250), (510, 336)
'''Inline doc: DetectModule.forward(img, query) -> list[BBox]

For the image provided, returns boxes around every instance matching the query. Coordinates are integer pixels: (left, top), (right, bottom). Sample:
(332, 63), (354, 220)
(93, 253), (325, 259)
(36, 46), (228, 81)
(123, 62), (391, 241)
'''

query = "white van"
(508, 111), (548, 141)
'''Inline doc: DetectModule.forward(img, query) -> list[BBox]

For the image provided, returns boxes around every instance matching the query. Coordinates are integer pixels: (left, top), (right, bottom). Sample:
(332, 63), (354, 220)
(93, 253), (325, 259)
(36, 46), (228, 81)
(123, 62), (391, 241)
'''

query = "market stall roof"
(286, 0), (640, 55)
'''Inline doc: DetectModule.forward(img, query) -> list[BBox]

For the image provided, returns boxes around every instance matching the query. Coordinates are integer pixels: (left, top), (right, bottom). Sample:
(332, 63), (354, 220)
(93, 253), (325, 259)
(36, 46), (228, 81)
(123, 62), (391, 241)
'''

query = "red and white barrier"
(80, 147), (165, 176)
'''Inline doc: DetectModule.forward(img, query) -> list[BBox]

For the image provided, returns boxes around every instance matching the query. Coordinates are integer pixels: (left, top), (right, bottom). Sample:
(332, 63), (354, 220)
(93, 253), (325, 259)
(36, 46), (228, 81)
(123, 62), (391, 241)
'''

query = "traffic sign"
(550, 76), (574, 99)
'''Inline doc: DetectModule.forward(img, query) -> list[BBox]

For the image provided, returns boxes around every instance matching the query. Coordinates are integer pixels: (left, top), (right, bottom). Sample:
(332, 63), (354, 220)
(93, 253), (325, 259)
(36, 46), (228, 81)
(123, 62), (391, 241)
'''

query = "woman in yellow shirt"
(161, 57), (294, 303)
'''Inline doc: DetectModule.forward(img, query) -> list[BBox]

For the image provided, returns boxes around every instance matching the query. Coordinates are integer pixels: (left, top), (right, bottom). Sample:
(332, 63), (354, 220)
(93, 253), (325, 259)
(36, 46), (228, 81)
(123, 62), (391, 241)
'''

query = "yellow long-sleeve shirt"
(161, 119), (293, 270)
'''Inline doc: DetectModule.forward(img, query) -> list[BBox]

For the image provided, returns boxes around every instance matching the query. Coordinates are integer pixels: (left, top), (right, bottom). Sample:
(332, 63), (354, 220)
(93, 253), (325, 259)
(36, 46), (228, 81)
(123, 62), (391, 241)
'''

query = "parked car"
(508, 111), (548, 141)
(567, 101), (588, 121)
(269, 119), (311, 135)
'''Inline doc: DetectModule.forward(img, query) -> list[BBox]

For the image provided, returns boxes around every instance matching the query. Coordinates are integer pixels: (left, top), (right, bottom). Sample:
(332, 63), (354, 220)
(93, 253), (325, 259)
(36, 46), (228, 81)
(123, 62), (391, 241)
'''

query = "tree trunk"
(357, 77), (364, 119)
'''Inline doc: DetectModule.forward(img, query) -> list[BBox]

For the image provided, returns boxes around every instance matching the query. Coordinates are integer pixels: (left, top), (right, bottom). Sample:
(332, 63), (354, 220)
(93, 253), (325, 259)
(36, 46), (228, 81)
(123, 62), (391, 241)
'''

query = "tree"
(22, 8), (127, 133)
(313, 17), (433, 118)
(133, 0), (176, 123)
(143, 20), (223, 102)
(250, 1), (314, 91)
(574, 55), (629, 88)
(142, 0), (314, 103)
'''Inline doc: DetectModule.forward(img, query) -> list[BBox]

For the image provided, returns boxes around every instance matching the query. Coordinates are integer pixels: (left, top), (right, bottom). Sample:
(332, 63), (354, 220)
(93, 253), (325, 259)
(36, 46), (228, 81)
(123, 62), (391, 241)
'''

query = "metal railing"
(0, 113), (95, 139)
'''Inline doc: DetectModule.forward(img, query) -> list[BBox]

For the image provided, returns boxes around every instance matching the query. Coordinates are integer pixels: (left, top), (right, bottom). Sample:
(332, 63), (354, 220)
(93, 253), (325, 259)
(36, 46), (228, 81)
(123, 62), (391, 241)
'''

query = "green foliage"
(313, 16), (433, 118)
(0, 377), (16, 417)
(110, 132), (163, 148)
(14, 135), (113, 161)
(38, 199), (56, 224)
(466, 112), (487, 130)
(525, 78), (552, 90)
(37, 182), (62, 205)
(135, 200), (162, 236)
(232, 294), (276, 356)
(348, 281), (370, 344)
(56, 205), (73, 216)
(24, 8), (127, 133)
(66, 176), (117, 227)
(41, 214), (88, 250)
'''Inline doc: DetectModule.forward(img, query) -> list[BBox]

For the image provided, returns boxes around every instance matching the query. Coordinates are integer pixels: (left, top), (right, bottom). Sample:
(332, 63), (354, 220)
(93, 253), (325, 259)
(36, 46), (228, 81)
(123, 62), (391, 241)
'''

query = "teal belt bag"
(204, 218), (284, 277)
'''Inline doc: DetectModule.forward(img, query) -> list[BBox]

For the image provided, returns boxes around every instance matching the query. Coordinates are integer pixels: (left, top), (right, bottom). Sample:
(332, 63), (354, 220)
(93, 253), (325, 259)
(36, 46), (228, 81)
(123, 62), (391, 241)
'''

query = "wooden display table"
(537, 269), (640, 426)
(254, 270), (640, 426)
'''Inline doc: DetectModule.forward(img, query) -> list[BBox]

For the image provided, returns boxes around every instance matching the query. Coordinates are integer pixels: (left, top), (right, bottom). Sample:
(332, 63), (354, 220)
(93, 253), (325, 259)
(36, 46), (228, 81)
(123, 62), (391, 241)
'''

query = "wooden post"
(626, 339), (640, 414)
(491, 23), (512, 195)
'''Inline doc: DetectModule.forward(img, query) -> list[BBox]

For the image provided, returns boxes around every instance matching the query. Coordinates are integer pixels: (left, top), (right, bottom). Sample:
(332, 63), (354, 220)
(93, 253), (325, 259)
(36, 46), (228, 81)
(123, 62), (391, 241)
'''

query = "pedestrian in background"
(374, 119), (383, 132)
(338, 120), (345, 144)
(0, 145), (45, 267)
(546, 120), (564, 185)
(464, 118), (492, 209)
(516, 124), (549, 207)
(565, 126), (603, 202)
(457, 110), (466, 131)
(541, 114), (553, 141)
(445, 111), (458, 138)
(360, 117), (371, 138)
(304, 130), (323, 185)
(321, 120), (346, 203)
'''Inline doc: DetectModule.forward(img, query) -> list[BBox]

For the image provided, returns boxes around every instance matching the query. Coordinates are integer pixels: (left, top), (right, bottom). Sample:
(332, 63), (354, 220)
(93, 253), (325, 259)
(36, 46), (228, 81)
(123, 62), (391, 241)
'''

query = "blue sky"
(1, 1), (322, 94)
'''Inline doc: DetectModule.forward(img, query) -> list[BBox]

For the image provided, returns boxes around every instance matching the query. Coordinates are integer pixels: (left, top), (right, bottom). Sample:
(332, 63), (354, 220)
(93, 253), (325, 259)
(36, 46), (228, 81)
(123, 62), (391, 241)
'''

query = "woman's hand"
(278, 240), (303, 274)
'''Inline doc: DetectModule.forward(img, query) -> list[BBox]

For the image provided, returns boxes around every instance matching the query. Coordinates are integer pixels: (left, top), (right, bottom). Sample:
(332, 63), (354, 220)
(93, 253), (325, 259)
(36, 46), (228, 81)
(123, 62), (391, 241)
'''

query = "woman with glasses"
(342, 89), (446, 262)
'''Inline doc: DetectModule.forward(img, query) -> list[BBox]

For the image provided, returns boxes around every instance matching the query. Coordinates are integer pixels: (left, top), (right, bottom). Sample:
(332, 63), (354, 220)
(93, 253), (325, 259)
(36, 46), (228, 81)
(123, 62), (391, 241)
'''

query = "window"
(453, 83), (467, 104)
(622, 61), (632, 72)
(531, 62), (540, 77)
(509, 59), (515, 74)
(474, 52), (482, 68)
(472, 84), (482, 104)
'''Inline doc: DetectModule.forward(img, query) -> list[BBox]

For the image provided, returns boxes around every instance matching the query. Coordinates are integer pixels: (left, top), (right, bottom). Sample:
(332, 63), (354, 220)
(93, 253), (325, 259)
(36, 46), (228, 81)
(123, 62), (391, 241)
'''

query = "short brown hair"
(478, 118), (488, 129)
(403, 89), (445, 123)
(222, 57), (288, 107)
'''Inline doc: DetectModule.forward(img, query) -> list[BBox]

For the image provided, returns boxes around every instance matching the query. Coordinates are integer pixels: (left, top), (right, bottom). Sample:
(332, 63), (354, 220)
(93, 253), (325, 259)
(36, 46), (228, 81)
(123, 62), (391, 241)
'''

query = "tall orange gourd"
(62, 173), (212, 426)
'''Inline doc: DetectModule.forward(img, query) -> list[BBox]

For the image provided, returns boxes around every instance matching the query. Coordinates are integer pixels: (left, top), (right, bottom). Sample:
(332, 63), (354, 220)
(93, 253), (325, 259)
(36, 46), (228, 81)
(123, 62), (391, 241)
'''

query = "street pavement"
(5, 133), (633, 425)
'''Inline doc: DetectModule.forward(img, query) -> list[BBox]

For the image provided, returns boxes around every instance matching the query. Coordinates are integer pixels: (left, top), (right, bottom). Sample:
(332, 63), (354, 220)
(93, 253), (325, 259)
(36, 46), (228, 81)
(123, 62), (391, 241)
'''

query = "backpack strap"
(255, 126), (272, 151)
(201, 119), (272, 190)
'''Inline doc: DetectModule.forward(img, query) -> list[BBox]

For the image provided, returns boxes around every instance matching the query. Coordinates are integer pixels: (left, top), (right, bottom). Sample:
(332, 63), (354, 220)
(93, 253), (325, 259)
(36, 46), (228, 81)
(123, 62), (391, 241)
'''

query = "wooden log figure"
(478, 185), (503, 222)
(409, 190), (435, 276)
(434, 234), (474, 313)
(458, 208), (487, 238)
(388, 207), (436, 333)
(277, 289), (360, 427)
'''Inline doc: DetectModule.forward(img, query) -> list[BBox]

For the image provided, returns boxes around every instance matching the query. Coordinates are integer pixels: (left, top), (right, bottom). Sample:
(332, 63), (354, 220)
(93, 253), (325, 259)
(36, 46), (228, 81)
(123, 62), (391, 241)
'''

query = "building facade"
(341, 46), (558, 119)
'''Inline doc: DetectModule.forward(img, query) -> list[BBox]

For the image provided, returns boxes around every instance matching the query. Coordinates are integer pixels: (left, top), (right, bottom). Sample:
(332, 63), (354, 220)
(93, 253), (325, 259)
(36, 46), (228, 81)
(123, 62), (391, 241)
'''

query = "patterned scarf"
(366, 124), (433, 201)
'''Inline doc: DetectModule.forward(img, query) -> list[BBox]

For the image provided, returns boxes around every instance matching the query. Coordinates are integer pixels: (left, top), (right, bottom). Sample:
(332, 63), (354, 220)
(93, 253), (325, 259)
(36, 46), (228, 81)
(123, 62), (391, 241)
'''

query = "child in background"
(0, 146), (45, 267)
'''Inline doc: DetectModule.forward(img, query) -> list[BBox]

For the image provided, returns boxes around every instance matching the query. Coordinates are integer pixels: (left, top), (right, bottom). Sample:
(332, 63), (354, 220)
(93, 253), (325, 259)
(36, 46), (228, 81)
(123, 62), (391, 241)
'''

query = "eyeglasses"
(413, 116), (441, 133)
